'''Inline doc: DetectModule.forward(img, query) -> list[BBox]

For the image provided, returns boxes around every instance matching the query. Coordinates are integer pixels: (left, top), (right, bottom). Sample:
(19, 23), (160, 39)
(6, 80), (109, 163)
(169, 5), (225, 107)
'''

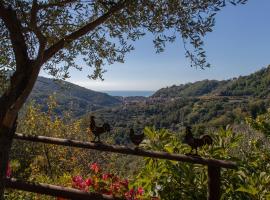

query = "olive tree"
(0, 0), (246, 198)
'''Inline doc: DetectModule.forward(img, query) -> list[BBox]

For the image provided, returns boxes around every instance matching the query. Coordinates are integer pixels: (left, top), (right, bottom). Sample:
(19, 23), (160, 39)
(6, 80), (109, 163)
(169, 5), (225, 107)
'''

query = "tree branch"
(30, 0), (47, 61)
(38, 0), (80, 9)
(42, 0), (130, 64)
(0, 2), (29, 69)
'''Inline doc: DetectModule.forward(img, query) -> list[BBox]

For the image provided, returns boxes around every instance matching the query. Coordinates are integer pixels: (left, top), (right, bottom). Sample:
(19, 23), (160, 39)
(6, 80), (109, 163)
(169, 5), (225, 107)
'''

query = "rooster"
(183, 126), (212, 155)
(89, 116), (111, 142)
(129, 128), (144, 146)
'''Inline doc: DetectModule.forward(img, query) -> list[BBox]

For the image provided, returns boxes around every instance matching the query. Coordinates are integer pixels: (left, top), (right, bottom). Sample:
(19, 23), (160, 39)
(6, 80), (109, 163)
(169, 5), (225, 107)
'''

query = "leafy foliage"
(136, 126), (270, 199)
(6, 97), (143, 199)
(6, 94), (270, 199)
(0, 0), (247, 80)
(246, 108), (270, 137)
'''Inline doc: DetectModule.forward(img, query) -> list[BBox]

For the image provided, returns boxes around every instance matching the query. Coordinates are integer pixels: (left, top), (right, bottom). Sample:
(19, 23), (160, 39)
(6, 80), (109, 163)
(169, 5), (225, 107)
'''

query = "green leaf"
(236, 186), (259, 196)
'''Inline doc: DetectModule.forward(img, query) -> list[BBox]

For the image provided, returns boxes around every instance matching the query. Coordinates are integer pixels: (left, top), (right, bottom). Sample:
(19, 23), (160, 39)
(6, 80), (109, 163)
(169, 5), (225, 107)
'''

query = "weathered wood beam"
(14, 133), (237, 169)
(5, 178), (123, 200)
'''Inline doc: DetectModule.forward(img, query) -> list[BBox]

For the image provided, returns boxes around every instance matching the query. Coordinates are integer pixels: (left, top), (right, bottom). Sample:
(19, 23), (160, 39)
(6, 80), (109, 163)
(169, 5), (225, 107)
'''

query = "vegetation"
(71, 162), (145, 199)
(4, 64), (270, 199)
(246, 108), (270, 137)
(6, 98), (143, 199)
(92, 66), (270, 141)
(3, 0), (268, 199)
(153, 66), (270, 98)
(152, 80), (226, 98)
(29, 66), (270, 122)
(135, 126), (270, 199)
(6, 96), (270, 199)
(31, 77), (121, 116)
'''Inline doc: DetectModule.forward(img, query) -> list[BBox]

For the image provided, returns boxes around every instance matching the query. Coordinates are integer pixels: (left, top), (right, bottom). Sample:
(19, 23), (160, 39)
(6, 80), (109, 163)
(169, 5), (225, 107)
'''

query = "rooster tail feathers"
(201, 135), (213, 145)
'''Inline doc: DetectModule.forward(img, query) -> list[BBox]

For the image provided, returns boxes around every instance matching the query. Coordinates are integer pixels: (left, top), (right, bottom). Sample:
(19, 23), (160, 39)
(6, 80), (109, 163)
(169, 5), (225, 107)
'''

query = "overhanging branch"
(0, 2), (29, 68)
(38, 0), (79, 9)
(42, 0), (130, 64)
(30, 0), (47, 62)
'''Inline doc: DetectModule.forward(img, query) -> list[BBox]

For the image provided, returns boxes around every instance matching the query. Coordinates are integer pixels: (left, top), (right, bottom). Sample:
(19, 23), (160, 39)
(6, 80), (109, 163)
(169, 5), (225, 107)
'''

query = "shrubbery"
(6, 97), (270, 199)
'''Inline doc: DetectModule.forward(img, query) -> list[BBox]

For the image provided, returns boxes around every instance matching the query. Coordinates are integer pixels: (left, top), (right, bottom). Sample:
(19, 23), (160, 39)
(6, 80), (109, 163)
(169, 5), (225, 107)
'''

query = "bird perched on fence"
(89, 116), (111, 142)
(183, 126), (212, 155)
(129, 128), (144, 147)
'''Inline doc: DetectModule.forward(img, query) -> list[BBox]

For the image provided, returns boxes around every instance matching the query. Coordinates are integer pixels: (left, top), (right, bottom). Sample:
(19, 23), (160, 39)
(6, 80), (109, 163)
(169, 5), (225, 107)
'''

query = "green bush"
(136, 127), (270, 200)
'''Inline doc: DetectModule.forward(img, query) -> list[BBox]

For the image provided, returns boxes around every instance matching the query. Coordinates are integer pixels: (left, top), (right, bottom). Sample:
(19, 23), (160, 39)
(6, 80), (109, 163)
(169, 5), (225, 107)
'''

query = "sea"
(103, 91), (155, 97)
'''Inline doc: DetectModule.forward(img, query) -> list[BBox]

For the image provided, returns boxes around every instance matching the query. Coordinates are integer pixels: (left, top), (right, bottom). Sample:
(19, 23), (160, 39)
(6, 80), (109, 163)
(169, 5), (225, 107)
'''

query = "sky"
(41, 0), (270, 91)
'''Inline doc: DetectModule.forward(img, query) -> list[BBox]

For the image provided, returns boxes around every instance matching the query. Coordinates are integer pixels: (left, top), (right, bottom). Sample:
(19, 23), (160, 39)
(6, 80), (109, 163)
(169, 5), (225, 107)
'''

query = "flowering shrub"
(71, 163), (145, 199)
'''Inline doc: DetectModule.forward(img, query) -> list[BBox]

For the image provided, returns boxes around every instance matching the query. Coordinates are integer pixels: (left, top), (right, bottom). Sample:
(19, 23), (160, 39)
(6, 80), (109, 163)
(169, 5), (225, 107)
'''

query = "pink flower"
(102, 173), (112, 181)
(137, 187), (144, 195)
(90, 163), (100, 173)
(6, 162), (11, 178)
(111, 182), (121, 192)
(120, 179), (129, 189)
(72, 176), (87, 190)
(72, 175), (83, 183)
(125, 188), (135, 200)
(85, 178), (92, 186)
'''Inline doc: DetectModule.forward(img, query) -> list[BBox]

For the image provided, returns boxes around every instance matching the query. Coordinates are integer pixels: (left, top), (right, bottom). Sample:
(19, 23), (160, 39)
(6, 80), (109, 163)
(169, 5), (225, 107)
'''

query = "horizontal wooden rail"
(5, 178), (123, 200)
(14, 133), (237, 169)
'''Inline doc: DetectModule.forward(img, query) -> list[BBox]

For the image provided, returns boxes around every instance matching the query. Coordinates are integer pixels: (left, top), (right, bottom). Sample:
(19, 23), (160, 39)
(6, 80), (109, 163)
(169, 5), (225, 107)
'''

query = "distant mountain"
(152, 66), (270, 98)
(152, 80), (228, 98)
(28, 66), (270, 133)
(29, 77), (122, 116)
(218, 67), (270, 97)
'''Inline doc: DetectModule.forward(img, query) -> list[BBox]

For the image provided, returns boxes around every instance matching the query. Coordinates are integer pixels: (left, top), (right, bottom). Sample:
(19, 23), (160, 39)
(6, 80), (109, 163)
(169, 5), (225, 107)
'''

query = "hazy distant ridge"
(30, 77), (122, 116)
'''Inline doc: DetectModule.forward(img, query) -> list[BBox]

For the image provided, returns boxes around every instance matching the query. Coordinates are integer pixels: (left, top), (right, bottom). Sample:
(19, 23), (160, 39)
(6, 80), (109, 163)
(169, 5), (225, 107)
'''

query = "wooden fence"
(4, 133), (237, 200)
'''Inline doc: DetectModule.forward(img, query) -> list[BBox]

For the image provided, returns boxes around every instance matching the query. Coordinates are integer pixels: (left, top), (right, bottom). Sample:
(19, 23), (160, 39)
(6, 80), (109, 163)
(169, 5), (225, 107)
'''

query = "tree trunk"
(0, 117), (17, 200)
(0, 61), (40, 199)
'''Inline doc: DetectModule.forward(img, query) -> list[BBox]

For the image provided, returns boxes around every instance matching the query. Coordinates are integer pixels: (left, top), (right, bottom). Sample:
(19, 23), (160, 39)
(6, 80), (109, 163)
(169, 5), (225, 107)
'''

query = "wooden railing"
(5, 178), (122, 200)
(5, 133), (237, 200)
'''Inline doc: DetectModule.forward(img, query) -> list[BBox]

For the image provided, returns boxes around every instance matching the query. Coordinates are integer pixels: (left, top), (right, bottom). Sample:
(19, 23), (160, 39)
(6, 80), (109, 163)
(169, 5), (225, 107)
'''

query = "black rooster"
(183, 126), (212, 155)
(89, 116), (111, 142)
(129, 128), (144, 146)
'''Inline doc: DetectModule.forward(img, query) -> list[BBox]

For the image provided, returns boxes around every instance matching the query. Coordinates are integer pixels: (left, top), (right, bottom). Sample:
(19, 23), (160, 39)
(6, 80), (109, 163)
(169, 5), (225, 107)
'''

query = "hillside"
(218, 67), (270, 97)
(91, 66), (270, 143)
(27, 66), (270, 137)
(153, 66), (270, 98)
(152, 80), (228, 98)
(29, 77), (122, 116)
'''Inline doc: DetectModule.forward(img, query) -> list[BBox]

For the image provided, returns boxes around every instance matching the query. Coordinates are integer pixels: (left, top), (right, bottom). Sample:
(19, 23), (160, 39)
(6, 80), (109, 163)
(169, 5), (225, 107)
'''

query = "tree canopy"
(0, 0), (247, 81)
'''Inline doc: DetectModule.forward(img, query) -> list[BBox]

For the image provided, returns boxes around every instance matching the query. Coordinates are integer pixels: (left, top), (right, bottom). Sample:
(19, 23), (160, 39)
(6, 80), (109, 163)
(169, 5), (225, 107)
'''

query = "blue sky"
(41, 0), (270, 91)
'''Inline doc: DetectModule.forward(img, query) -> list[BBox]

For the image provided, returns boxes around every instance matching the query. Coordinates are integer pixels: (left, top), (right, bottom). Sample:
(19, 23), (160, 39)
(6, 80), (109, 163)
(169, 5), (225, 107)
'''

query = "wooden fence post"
(208, 166), (221, 200)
